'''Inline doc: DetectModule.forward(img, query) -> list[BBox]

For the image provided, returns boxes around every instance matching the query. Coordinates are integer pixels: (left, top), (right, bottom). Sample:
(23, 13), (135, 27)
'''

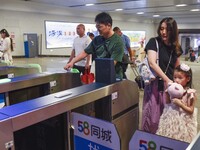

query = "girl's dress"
(156, 88), (197, 143)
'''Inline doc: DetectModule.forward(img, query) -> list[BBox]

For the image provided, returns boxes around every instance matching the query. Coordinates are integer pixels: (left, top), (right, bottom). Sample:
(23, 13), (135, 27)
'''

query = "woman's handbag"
(138, 38), (159, 84)
(81, 69), (95, 84)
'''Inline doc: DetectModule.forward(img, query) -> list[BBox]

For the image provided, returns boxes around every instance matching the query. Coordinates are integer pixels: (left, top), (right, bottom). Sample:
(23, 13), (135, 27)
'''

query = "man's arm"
(64, 50), (88, 70)
(85, 54), (91, 69)
(127, 47), (133, 61)
(125, 36), (133, 61)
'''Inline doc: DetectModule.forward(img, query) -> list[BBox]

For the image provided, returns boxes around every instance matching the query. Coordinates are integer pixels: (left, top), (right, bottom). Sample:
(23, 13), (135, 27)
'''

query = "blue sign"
(71, 112), (120, 150)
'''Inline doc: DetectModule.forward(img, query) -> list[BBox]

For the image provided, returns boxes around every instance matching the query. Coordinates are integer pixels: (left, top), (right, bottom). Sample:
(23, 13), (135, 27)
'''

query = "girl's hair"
(157, 17), (182, 56)
(0, 29), (14, 51)
(174, 64), (192, 88)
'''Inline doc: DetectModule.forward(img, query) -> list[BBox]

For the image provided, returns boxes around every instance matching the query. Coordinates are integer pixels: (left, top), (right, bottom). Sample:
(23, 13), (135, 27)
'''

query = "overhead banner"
(71, 112), (120, 150)
(129, 130), (189, 150)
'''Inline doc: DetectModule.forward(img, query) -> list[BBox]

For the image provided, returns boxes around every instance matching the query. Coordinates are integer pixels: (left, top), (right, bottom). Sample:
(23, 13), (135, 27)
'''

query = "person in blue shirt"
(113, 27), (133, 79)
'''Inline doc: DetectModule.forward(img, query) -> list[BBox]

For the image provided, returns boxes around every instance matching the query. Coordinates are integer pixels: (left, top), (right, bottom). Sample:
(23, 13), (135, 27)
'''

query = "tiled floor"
(13, 56), (200, 131)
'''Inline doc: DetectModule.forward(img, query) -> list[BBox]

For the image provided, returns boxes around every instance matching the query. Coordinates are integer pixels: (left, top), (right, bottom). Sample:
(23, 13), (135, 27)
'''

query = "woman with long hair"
(141, 17), (183, 133)
(0, 29), (13, 65)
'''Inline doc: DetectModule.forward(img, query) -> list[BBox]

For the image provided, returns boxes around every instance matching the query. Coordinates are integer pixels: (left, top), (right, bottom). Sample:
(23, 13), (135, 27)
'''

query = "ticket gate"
(0, 58), (139, 150)
(0, 71), (82, 106)
(187, 132), (200, 150)
(0, 80), (139, 150)
(0, 70), (82, 150)
(0, 113), (13, 150)
(0, 65), (42, 106)
(0, 66), (41, 79)
(93, 80), (139, 150)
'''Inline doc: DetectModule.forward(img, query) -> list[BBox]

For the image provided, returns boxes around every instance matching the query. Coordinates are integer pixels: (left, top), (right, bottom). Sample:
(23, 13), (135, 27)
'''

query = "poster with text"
(45, 21), (98, 49)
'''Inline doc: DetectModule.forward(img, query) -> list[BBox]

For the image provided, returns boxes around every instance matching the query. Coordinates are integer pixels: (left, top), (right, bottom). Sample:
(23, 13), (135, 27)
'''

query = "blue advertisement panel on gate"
(129, 130), (189, 150)
(71, 112), (120, 150)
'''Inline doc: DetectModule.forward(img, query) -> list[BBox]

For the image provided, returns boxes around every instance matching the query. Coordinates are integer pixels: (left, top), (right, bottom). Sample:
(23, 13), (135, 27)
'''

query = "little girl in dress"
(156, 63), (197, 143)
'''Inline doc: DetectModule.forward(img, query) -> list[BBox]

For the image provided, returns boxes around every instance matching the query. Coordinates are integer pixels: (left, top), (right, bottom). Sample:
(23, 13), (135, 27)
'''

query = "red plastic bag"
(81, 69), (95, 84)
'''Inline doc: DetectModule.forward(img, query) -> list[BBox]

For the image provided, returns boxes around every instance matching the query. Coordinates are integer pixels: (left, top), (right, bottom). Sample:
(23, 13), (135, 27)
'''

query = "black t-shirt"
(145, 37), (182, 80)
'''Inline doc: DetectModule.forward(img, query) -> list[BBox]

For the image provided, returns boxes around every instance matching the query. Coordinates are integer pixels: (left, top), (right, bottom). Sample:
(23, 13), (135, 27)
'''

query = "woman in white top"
(0, 29), (13, 65)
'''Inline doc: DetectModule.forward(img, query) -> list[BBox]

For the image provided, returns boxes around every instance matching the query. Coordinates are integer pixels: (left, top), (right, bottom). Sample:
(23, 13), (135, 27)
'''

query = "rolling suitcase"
(130, 63), (144, 89)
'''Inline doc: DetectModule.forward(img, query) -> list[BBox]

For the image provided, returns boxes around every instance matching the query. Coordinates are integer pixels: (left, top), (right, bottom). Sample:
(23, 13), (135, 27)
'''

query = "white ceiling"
(1, 0), (200, 24)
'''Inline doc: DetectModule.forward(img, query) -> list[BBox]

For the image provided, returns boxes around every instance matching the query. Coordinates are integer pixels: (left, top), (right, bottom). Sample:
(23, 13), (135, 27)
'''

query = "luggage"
(130, 63), (144, 89)
(135, 75), (145, 89)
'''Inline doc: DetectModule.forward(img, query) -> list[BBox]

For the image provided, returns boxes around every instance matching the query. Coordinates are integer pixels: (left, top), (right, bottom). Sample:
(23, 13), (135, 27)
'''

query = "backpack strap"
(103, 44), (111, 58)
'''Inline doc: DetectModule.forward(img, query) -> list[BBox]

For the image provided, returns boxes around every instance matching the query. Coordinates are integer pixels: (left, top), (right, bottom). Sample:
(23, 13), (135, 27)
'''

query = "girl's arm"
(172, 95), (196, 114)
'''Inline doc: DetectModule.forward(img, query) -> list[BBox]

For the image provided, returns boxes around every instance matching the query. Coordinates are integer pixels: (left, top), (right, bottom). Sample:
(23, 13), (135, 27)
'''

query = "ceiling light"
(190, 9), (200, 11)
(153, 15), (160, 17)
(115, 9), (123, 11)
(137, 12), (144, 15)
(85, 4), (94, 6)
(176, 4), (187, 7)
